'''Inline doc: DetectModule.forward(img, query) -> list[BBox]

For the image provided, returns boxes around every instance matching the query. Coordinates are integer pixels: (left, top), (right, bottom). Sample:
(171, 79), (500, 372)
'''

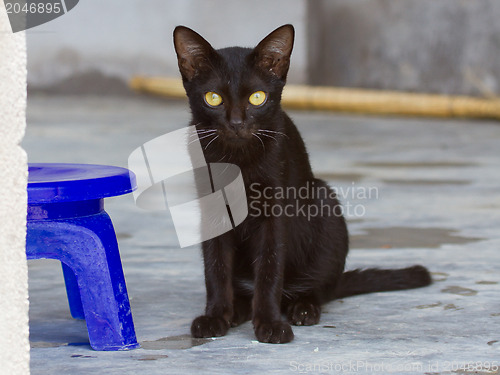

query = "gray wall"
(308, 0), (500, 96)
(27, 0), (308, 94)
(0, 4), (30, 374)
(27, 0), (500, 96)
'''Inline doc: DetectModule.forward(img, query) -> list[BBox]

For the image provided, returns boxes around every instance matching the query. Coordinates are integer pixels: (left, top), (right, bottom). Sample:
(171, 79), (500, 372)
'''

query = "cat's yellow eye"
(249, 91), (267, 106)
(204, 92), (223, 107)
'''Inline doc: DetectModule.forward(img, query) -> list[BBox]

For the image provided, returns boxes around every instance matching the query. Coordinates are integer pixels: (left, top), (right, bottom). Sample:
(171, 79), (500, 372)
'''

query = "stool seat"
(26, 163), (139, 351)
(28, 163), (135, 203)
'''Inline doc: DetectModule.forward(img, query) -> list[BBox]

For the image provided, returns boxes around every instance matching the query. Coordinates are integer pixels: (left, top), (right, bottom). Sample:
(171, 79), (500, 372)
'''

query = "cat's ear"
(173, 26), (216, 81)
(253, 24), (295, 80)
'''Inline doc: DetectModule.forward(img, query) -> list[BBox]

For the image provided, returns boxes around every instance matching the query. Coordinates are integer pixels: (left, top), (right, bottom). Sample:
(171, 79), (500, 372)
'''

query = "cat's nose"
(229, 117), (243, 132)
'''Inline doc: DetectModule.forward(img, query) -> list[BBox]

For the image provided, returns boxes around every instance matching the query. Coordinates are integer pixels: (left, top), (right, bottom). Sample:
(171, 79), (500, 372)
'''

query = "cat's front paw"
(191, 315), (230, 338)
(287, 300), (321, 326)
(254, 321), (294, 344)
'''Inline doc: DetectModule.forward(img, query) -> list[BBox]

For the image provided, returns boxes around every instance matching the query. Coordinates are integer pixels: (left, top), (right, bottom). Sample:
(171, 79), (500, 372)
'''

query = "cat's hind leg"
(285, 294), (322, 326)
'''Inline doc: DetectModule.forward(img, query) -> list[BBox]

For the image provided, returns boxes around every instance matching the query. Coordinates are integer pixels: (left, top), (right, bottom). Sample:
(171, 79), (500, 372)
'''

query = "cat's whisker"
(196, 132), (216, 137)
(196, 129), (217, 134)
(188, 133), (206, 140)
(188, 135), (210, 145)
(188, 133), (202, 140)
(204, 135), (219, 150)
(220, 163), (230, 176)
(252, 133), (265, 151)
(257, 131), (279, 144)
(188, 137), (203, 145)
(258, 129), (284, 134)
(191, 129), (217, 138)
(188, 124), (206, 133)
(258, 129), (289, 139)
(188, 132), (218, 145)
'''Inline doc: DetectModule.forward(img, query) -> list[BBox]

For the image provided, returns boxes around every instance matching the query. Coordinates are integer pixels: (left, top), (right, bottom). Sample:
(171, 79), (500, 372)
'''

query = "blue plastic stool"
(26, 163), (140, 351)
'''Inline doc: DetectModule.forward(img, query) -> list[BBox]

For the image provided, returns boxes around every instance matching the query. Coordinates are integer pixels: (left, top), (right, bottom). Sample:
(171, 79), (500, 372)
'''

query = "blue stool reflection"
(26, 163), (139, 351)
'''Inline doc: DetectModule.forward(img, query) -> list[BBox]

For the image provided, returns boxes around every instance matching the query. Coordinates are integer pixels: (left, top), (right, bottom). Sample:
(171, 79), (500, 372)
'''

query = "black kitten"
(173, 24), (431, 344)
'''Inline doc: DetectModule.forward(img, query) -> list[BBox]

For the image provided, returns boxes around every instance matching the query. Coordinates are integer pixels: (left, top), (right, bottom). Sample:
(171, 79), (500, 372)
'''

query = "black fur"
(173, 24), (432, 344)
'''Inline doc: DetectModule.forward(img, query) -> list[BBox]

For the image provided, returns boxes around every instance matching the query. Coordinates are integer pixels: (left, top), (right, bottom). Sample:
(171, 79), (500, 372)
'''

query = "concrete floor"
(24, 95), (500, 374)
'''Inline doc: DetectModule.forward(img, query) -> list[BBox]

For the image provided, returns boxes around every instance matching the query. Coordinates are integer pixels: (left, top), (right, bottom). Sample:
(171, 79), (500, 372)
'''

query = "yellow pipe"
(129, 76), (500, 120)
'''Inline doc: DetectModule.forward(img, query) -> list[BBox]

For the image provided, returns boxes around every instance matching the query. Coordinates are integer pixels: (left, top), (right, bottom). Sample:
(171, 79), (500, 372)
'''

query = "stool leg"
(27, 213), (139, 351)
(61, 262), (85, 320)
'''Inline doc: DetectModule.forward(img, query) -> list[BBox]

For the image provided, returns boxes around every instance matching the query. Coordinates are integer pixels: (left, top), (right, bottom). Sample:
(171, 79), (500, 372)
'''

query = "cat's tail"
(332, 265), (432, 299)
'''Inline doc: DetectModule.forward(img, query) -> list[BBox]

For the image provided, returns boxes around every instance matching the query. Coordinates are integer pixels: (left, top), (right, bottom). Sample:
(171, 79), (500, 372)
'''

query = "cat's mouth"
(224, 128), (254, 142)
